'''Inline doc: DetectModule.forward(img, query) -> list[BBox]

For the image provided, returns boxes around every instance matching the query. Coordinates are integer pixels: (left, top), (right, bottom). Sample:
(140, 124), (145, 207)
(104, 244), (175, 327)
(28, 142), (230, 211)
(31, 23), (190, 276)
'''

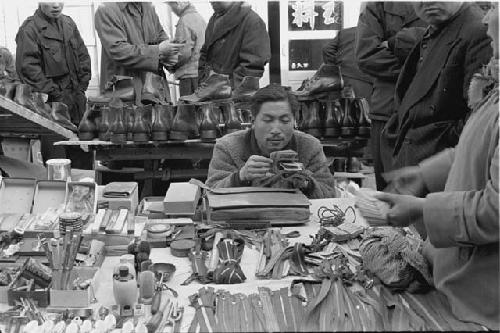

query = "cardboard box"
(49, 266), (101, 308)
(32, 180), (67, 214)
(97, 182), (139, 213)
(0, 178), (36, 214)
(163, 182), (200, 216)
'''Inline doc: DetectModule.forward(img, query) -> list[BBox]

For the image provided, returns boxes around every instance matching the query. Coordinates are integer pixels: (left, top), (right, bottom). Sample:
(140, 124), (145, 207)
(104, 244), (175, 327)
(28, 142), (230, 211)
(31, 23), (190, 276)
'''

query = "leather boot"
(232, 76), (259, 101)
(132, 105), (150, 142)
(180, 72), (231, 103)
(78, 105), (97, 141)
(199, 104), (218, 142)
(110, 97), (126, 143)
(151, 104), (170, 141)
(296, 102), (306, 131)
(125, 105), (134, 141)
(340, 98), (356, 137)
(51, 102), (77, 131)
(302, 101), (322, 138)
(170, 103), (198, 140)
(13, 83), (32, 106)
(224, 102), (241, 134)
(98, 105), (111, 141)
(0, 80), (17, 100)
(292, 64), (344, 97)
(354, 98), (370, 138)
(32, 92), (52, 119)
(324, 100), (341, 138)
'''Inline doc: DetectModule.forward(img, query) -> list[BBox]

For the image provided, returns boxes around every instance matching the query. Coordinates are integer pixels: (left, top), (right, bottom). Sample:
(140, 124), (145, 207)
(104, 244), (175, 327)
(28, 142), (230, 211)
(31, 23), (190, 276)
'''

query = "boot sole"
(78, 132), (95, 141)
(201, 130), (217, 141)
(152, 132), (168, 141)
(169, 130), (189, 141)
(324, 128), (341, 138)
(133, 133), (150, 142)
(111, 134), (127, 144)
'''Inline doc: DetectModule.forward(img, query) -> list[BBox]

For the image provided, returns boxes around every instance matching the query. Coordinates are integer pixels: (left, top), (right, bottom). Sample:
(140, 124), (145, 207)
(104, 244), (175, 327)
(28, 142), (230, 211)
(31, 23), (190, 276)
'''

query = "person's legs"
(178, 77), (198, 96)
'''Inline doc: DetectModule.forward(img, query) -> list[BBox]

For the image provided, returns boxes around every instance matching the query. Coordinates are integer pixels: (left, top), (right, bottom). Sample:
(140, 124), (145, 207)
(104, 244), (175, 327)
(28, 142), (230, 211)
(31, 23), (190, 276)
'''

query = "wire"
(317, 204), (356, 227)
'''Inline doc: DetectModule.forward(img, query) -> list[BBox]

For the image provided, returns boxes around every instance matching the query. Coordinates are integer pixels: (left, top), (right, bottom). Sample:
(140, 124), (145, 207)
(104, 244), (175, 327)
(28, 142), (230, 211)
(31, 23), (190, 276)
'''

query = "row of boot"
(180, 72), (259, 103)
(297, 97), (371, 139)
(78, 100), (252, 143)
(0, 80), (76, 131)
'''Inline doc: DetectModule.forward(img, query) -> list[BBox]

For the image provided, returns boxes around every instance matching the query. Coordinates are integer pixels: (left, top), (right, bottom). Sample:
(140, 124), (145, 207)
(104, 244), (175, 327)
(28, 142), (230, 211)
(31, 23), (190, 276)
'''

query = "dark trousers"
(370, 119), (394, 190)
(178, 77), (199, 96)
(41, 134), (93, 170)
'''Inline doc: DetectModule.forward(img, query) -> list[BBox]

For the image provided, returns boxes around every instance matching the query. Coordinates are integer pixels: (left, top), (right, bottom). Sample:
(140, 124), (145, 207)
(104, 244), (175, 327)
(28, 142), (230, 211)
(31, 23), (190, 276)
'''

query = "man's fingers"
(250, 155), (273, 163)
(372, 192), (396, 204)
(248, 161), (272, 168)
(381, 170), (400, 182)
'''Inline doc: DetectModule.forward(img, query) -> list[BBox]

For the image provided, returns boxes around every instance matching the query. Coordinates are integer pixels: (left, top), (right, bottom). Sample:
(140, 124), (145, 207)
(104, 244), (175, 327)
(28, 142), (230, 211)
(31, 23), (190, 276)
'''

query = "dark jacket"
(15, 9), (90, 104)
(94, 2), (168, 94)
(356, 2), (426, 121)
(199, 3), (271, 88)
(387, 4), (492, 169)
(206, 129), (337, 199)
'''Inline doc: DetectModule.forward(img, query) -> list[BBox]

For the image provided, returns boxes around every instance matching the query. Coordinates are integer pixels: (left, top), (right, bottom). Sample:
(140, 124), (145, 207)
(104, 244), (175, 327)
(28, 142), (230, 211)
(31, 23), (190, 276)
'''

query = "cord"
(317, 204), (356, 227)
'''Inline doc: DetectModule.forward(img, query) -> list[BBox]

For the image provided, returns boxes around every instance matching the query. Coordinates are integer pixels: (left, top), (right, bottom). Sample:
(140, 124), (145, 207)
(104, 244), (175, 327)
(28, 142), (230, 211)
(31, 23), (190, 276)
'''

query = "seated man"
(206, 84), (337, 199)
(373, 4), (498, 329)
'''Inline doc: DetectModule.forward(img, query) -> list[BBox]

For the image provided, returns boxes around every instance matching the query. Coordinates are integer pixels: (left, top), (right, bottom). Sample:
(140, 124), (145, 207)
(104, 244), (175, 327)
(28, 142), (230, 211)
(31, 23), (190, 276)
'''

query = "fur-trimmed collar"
(468, 57), (499, 110)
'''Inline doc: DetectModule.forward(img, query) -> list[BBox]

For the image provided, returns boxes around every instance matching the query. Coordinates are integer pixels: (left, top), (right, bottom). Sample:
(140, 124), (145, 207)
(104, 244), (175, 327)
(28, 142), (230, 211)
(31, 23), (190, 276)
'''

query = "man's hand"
(373, 192), (425, 228)
(159, 40), (183, 57)
(383, 166), (427, 197)
(239, 155), (272, 181)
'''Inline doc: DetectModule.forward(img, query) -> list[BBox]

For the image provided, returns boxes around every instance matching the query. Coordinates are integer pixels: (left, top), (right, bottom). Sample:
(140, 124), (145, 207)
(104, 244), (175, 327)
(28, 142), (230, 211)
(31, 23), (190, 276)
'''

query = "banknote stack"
(353, 189), (390, 226)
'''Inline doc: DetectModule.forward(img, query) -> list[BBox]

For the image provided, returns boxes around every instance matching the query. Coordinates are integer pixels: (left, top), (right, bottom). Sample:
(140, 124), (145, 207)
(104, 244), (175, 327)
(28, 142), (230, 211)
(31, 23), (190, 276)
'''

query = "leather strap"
(258, 287), (280, 332)
(271, 290), (287, 332)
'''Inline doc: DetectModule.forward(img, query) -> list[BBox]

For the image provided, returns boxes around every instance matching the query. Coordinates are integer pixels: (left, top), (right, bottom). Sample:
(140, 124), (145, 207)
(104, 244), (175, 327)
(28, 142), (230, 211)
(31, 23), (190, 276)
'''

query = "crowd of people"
(0, 1), (497, 329)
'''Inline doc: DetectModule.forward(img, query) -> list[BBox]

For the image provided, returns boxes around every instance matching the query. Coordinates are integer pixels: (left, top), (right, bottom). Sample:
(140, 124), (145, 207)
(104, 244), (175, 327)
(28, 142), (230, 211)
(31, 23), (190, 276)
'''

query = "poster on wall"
(288, 0), (343, 31)
(287, 1), (342, 71)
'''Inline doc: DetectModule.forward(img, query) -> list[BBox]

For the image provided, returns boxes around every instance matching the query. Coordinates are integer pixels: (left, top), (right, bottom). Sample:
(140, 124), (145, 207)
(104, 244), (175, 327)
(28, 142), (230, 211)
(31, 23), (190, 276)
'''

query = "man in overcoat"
(198, 1), (271, 89)
(385, 2), (492, 169)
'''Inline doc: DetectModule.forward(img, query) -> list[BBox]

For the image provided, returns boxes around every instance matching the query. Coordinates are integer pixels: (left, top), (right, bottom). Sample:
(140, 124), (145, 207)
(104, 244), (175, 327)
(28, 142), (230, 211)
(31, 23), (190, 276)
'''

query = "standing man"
(196, 1), (270, 93)
(356, 2), (426, 190)
(94, 2), (182, 100)
(167, 2), (206, 96)
(385, 2), (492, 170)
(16, 2), (91, 168)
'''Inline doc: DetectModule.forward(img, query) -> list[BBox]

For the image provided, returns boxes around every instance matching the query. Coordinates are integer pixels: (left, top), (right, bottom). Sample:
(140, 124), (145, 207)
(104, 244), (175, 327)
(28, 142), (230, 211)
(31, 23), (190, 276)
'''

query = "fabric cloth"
(15, 8), (91, 123)
(359, 227), (433, 293)
(417, 75), (499, 329)
(356, 2), (426, 121)
(199, 3), (270, 88)
(385, 4), (492, 170)
(205, 129), (337, 199)
(172, 4), (206, 80)
(94, 2), (168, 95)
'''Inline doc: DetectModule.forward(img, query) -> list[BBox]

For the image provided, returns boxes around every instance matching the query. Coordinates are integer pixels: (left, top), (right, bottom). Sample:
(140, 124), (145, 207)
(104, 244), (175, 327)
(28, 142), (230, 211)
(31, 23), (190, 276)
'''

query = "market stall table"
(55, 138), (368, 198)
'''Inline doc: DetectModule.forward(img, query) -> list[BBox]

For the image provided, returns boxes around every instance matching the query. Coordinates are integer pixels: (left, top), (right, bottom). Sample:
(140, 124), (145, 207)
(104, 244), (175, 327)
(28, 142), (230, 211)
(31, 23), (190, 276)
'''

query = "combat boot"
(78, 105), (97, 141)
(302, 101), (322, 138)
(0, 80), (17, 100)
(14, 84), (49, 117)
(132, 105), (150, 143)
(32, 92), (52, 119)
(292, 64), (343, 97)
(324, 100), (341, 138)
(340, 98), (356, 138)
(232, 76), (259, 101)
(51, 102), (77, 131)
(354, 98), (370, 138)
(151, 104), (171, 141)
(180, 72), (231, 103)
(199, 104), (218, 142)
(109, 97), (126, 143)
(170, 103), (198, 140)
(98, 105), (111, 141)
(224, 102), (242, 134)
